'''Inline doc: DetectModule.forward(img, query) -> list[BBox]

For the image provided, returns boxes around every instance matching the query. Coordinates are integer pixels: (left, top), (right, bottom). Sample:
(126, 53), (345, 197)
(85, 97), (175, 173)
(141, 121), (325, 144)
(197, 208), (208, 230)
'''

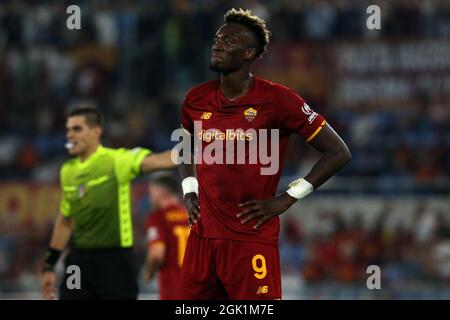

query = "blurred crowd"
(0, 216), (52, 293)
(0, 0), (448, 194)
(280, 200), (450, 297)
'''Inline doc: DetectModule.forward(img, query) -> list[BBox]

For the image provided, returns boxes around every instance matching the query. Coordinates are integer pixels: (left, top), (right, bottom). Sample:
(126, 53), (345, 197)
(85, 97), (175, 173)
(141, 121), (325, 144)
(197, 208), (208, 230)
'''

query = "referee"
(41, 106), (175, 300)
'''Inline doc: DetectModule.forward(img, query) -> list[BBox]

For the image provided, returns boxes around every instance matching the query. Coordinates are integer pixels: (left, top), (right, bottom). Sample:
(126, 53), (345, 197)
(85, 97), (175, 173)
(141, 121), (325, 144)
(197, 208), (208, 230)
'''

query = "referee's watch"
(42, 247), (62, 273)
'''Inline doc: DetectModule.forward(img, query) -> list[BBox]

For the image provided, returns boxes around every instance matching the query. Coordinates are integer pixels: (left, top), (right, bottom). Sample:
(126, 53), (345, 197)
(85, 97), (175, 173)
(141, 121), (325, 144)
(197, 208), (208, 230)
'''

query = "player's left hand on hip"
(237, 193), (297, 229)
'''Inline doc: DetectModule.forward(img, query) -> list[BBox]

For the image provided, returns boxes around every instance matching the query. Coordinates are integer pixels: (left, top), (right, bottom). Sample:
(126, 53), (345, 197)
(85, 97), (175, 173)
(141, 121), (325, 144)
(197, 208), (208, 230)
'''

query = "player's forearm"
(179, 133), (196, 179)
(147, 257), (164, 275)
(42, 214), (73, 272)
(303, 146), (351, 189)
(49, 214), (74, 251)
(146, 247), (165, 282)
(179, 162), (196, 179)
(178, 133), (199, 218)
(300, 123), (351, 190)
(141, 150), (176, 173)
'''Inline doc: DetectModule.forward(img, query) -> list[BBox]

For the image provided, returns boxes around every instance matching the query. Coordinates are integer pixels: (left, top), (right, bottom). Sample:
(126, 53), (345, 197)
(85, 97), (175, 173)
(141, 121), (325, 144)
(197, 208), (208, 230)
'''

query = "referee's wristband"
(181, 176), (199, 197)
(43, 247), (62, 270)
(286, 178), (314, 200)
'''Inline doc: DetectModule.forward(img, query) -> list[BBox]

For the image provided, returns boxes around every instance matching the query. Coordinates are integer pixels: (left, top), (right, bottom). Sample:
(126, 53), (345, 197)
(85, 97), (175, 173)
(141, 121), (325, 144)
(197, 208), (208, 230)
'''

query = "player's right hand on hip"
(184, 192), (200, 225)
(41, 271), (56, 300)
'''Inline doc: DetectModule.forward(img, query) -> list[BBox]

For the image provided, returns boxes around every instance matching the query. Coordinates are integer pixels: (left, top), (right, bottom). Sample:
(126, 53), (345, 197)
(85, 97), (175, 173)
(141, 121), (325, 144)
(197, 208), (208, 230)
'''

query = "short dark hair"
(224, 8), (271, 59)
(150, 173), (181, 196)
(68, 106), (104, 128)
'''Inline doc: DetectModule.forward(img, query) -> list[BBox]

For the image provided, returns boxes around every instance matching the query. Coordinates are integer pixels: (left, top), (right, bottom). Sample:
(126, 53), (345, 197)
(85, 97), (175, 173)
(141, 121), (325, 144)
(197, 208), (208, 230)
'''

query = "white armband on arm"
(286, 178), (314, 200)
(181, 176), (198, 197)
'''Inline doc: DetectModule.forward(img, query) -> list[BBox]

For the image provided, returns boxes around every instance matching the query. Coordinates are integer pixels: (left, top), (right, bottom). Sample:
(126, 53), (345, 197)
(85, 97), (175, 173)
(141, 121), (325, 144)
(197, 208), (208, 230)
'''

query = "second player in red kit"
(179, 9), (351, 299)
(145, 174), (190, 300)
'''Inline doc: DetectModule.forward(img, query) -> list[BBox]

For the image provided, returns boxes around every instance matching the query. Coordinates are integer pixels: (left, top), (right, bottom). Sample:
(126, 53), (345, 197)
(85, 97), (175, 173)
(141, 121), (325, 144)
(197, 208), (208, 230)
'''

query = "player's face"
(65, 116), (101, 157)
(149, 183), (167, 209)
(210, 23), (255, 73)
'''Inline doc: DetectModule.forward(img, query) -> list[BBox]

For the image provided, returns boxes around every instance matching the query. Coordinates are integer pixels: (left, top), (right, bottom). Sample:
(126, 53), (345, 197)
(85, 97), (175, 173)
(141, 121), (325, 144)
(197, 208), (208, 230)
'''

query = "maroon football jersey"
(181, 76), (326, 244)
(146, 204), (190, 299)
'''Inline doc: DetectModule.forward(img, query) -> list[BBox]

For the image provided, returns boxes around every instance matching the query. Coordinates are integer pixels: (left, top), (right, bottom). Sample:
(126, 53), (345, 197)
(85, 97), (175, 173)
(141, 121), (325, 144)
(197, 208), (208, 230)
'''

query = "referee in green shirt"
(41, 106), (175, 300)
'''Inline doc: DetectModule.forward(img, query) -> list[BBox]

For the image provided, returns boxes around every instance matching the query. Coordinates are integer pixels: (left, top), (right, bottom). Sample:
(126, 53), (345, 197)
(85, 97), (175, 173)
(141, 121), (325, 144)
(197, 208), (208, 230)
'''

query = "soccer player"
(179, 9), (351, 299)
(144, 174), (190, 300)
(41, 106), (176, 300)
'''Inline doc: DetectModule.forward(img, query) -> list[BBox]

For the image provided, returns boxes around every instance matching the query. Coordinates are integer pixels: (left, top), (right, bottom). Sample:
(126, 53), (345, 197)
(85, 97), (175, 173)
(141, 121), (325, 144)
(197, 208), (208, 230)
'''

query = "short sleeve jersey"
(181, 76), (326, 244)
(60, 145), (151, 248)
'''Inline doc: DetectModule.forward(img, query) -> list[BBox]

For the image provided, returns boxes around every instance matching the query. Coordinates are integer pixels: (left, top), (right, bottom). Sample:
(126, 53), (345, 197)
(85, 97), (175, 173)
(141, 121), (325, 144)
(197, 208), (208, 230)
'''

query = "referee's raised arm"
(41, 105), (177, 300)
(140, 150), (176, 174)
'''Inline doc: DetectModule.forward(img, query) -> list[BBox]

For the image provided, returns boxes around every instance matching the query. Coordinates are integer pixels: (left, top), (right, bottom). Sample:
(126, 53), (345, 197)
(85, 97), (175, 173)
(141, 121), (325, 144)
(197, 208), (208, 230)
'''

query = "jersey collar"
(77, 145), (105, 168)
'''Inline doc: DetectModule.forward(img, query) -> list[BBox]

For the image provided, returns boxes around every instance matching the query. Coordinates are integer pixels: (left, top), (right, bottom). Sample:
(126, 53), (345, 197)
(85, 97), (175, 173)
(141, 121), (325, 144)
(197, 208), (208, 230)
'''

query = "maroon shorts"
(179, 231), (281, 300)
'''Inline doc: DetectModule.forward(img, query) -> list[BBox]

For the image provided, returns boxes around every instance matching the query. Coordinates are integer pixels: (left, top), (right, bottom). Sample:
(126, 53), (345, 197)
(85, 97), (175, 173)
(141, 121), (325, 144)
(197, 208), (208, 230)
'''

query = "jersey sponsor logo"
(301, 103), (318, 124)
(301, 103), (313, 115)
(172, 121), (281, 175)
(308, 113), (318, 123)
(200, 112), (212, 120)
(198, 129), (253, 142)
(244, 107), (257, 122)
(256, 285), (269, 294)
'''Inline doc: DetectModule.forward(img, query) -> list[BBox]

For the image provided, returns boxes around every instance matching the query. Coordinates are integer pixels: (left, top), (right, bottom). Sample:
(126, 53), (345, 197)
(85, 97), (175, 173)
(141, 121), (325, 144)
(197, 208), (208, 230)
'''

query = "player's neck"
(220, 68), (252, 101)
(79, 143), (100, 162)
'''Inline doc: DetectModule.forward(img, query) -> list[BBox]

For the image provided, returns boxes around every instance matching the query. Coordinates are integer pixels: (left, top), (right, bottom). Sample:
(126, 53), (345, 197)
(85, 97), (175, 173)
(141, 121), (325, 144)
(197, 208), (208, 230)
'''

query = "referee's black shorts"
(59, 247), (139, 300)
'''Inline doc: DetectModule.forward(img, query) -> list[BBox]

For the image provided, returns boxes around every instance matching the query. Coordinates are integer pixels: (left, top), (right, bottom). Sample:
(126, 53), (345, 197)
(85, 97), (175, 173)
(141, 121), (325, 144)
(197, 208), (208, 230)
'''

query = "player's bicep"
(181, 98), (194, 134)
(307, 122), (350, 156)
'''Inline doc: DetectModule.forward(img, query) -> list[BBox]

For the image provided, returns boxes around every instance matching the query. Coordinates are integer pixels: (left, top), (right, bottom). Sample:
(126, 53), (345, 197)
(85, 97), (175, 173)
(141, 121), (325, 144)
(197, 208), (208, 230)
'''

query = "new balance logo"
(200, 112), (212, 120)
(256, 285), (269, 294)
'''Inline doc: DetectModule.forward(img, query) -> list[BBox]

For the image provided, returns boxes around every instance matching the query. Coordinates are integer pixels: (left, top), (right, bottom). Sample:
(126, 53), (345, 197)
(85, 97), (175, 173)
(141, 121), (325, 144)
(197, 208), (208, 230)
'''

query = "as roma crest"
(244, 107), (257, 122)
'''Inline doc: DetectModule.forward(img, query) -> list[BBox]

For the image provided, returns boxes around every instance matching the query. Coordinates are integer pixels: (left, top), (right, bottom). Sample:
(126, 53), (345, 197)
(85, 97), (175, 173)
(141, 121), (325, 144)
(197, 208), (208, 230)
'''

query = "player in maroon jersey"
(178, 8), (351, 299)
(145, 174), (190, 300)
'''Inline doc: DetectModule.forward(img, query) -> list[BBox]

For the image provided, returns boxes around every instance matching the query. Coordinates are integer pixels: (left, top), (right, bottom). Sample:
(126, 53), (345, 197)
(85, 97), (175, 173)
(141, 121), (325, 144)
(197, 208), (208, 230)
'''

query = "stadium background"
(0, 0), (449, 299)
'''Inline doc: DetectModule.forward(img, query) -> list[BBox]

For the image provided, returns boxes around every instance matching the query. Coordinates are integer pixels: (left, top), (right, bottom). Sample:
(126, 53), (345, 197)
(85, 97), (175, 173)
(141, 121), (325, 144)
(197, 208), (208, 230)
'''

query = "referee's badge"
(78, 184), (86, 198)
(244, 107), (257, 122)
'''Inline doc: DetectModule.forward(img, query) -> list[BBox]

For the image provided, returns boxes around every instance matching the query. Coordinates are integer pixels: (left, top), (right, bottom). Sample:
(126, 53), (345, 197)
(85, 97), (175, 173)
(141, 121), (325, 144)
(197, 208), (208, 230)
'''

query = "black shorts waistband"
(70, 247), (134, 253)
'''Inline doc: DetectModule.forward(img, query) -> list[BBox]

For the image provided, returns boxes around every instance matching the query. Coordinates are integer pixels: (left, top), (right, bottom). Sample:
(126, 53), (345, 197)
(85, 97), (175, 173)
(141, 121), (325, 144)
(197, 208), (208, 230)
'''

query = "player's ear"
(244, 47), (257, 61)
(95, 126), (102, 138)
